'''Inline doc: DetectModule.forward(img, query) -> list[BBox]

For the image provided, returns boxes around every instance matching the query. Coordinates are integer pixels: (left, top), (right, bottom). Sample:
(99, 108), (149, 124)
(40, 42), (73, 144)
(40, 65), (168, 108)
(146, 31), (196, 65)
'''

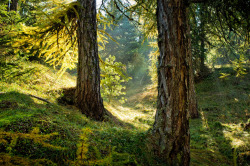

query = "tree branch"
(29, 94), (52, 104)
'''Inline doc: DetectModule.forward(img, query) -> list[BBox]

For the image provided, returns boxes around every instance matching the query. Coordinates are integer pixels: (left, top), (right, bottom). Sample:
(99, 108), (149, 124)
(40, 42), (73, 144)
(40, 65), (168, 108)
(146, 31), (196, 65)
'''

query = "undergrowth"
(0, 60), (249, 165)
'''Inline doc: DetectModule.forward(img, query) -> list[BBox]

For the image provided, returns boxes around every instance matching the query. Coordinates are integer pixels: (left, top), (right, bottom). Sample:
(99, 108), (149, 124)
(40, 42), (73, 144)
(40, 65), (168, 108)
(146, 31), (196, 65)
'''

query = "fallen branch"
(29, 94), (52, 104)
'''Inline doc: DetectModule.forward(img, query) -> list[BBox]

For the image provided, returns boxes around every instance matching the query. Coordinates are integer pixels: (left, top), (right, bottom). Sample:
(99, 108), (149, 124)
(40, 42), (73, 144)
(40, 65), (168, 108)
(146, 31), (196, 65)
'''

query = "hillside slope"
(0, 61), (249, 165)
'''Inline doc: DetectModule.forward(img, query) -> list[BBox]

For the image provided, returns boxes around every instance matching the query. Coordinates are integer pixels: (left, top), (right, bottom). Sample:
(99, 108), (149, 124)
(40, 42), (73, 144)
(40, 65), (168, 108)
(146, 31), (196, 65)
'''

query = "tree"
(100, 15), (151, 83)
(11, 0), (123, 121)
(75, 0), (105, 120)
(189, 3), (210, 80)
(131, 0), (198, 118)
(6, 0), (18, 11)
(188, 20), (199, 119)
(149, 0), (190, 165)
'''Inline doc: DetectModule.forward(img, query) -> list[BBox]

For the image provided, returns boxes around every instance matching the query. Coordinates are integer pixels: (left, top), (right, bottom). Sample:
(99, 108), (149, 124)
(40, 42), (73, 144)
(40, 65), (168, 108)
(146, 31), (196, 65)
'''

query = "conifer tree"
(149, 0), (190, 165)
(75, 0), (105, 120)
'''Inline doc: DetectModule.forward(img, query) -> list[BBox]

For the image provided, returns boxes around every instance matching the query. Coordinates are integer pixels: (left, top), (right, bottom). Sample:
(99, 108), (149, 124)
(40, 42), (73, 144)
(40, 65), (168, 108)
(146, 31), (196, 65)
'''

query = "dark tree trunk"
(9, 0), (18, 11)
(199, 4), (206, 74)
(187, 11), (199, 119)
(198, 4), (209, 79)
(150, 0), (190, 165)
(76, 0), (105, 120)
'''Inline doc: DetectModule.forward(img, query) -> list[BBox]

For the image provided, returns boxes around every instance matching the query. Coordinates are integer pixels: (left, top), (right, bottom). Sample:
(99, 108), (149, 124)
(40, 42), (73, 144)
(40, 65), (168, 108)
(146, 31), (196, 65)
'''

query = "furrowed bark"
(150, 0), (191, 165)
(76, 0), (105, 120)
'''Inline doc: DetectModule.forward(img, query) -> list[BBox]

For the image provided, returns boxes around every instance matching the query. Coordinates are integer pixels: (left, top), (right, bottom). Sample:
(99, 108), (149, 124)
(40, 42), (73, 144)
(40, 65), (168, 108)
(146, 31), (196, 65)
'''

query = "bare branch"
(29, 94), (52, 104)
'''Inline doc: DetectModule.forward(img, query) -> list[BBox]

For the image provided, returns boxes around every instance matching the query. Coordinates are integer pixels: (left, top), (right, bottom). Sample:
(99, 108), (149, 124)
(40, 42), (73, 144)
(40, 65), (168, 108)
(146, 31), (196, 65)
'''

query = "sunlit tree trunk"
(150, 0), (190, 165)
(76, 0), (105, 120)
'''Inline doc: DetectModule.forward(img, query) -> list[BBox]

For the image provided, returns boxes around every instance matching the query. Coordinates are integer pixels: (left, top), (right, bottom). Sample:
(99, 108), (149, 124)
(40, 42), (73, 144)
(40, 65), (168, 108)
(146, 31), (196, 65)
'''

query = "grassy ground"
(0, 61), (249, 165)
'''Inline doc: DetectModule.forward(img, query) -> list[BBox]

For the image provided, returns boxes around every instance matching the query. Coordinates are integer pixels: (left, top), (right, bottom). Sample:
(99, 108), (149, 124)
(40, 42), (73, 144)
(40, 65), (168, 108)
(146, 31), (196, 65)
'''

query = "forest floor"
(0, 61), (249, 165)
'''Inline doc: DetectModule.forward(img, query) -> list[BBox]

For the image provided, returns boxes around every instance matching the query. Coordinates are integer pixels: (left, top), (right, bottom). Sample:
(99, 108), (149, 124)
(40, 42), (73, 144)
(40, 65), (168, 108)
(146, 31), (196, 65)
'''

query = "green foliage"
(0, 4), (20, 57)
(101, 55), (131, 103)
(232, 54), (247, 78)
(0, 153), (57, 166)
(75, 128), (91, 163)
(0, 61), (39, 83)
(148, 41), (158, 85)
(0, 5), (20, 25)
(99, 9), (152, 86)
(70, 127), (137, 166)
(11, 0), (118, 78)
(12, 1), (79, 76)
(0, 127), (64, 153)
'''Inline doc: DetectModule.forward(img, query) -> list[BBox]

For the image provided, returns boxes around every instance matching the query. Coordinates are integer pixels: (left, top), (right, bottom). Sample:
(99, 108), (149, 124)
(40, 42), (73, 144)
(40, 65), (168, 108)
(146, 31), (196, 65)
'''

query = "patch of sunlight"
(234, 98), (239, 102)
(199, 110), (222, 151)
(105, 103), (154, 130)
(222, 123), (250, 149)
(200, 110), (209, 129)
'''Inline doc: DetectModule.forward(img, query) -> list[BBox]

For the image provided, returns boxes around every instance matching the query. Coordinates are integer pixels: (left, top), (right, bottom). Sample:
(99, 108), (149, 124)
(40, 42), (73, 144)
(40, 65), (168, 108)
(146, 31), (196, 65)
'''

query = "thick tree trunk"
(150, 0), (190, 165)
(76, 0), (105, 120)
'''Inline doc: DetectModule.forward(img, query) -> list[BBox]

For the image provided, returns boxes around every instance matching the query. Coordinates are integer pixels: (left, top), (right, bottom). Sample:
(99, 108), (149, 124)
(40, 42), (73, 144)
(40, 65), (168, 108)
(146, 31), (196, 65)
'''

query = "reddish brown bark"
(150, 0), (191, 165)
(75, 0), (105, 120)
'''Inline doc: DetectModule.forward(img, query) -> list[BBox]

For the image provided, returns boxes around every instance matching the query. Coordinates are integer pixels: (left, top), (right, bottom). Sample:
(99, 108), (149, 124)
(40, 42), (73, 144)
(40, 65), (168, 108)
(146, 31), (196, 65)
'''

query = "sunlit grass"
(105, 101), (155, 130)
(222, 123), (250, 149)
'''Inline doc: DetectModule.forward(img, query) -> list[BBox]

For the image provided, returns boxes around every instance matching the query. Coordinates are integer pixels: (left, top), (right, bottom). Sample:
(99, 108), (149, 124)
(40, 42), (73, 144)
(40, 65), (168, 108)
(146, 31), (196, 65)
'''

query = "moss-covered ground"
(0, 61), (249, 165)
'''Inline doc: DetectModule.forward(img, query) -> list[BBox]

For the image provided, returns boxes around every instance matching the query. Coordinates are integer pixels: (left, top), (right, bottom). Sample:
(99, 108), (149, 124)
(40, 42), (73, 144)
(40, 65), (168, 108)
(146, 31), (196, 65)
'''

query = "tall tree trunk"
(150, 0), (190, 165)
(199, 4), (205, 73)
(76, 0), (105, 120)
(9, 0), (18, 11)
(188, 11), (199, 119)
(188, 61), (199, 118)
(198, 4), (209, 78)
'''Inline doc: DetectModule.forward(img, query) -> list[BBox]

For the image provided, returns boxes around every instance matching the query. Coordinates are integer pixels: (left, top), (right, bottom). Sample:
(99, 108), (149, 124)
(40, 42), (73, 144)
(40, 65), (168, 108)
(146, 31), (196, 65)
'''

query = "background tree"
(190, 0), (249, 77)
(99, 1), (152, 85)
(189, 3), (210, 80)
